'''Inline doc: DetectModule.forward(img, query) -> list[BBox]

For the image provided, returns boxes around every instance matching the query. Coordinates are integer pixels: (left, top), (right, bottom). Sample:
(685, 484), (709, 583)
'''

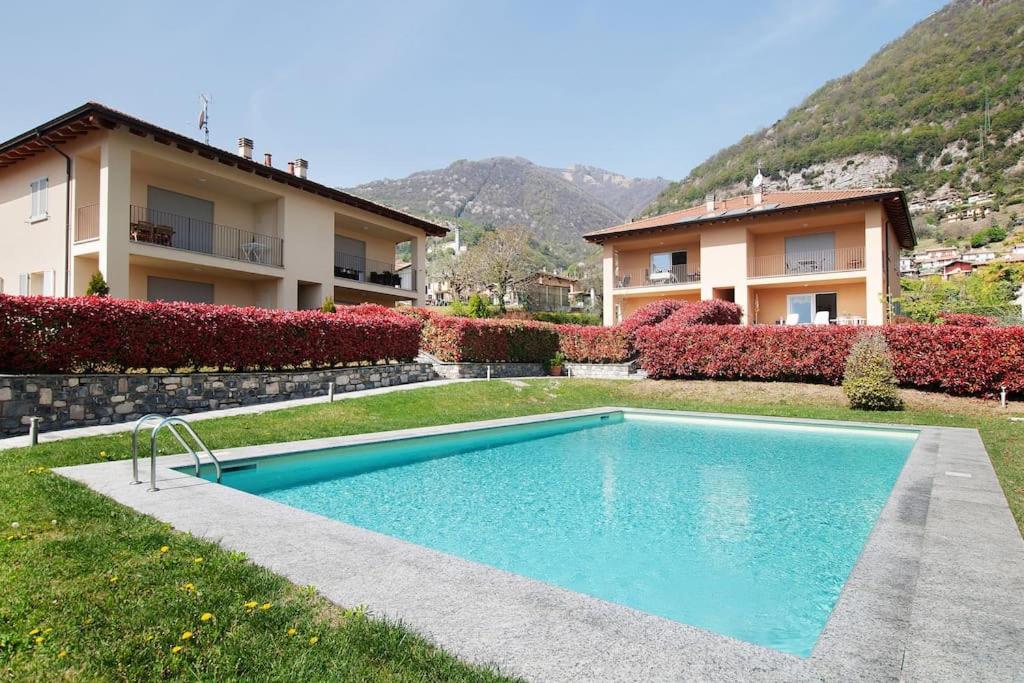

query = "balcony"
(748, 246), (865, 279)
(129, 205), (284, 267)
(612, 265), (700, 290)
(335, 251), (416, 292)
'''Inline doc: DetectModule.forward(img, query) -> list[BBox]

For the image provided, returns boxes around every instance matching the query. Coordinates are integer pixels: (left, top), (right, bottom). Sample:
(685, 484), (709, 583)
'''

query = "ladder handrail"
(147, 417), (222, 492)
(131, 414), (167, 485)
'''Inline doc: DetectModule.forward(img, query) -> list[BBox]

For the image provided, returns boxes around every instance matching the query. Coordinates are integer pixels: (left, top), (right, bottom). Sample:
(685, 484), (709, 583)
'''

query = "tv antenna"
(197, 94), (212, 144)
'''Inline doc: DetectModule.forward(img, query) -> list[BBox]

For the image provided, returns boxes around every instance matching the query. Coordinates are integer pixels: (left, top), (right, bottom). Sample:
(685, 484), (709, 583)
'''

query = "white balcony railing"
(748, 246), (865, 279)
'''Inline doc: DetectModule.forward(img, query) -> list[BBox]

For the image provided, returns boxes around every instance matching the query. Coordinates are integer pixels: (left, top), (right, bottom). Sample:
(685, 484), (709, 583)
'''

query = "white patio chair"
(785, 313), (800, 325)
(813, 310), (830, 325)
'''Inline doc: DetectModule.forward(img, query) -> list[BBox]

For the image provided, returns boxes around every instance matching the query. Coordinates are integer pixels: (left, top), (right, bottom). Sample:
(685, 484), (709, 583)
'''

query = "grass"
(1, 378), (1022, 680)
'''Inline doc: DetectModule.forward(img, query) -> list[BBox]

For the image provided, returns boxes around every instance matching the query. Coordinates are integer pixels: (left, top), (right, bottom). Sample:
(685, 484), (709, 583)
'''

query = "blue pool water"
(205, 412), (916, 656)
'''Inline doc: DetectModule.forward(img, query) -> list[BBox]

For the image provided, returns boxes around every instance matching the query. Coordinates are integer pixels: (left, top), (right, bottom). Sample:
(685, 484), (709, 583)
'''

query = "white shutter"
(29, 177), (48, 219)
(42, 270), (55, 296)
(18, 273), (29, 295)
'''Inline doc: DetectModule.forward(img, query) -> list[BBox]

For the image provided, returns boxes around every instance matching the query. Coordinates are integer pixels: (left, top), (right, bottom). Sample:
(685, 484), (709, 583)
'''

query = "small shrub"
(547, 351), (566, 370)
(842, 333), (904, 411)
(466, 293), (493, 318)
(320, 296), (336, 313)
(85, 272), (110, 297)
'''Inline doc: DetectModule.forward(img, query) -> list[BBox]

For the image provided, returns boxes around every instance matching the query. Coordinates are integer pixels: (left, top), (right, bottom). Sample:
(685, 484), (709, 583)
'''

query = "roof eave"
(0, 102), (448, 238)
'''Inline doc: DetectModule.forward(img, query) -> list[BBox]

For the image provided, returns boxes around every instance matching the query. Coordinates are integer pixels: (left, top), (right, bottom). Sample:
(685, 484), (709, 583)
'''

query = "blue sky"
(1, 0), (945, 187)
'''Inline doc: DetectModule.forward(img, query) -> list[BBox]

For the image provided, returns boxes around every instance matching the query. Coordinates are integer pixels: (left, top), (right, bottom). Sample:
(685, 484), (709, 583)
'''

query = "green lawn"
(2, 378), (1021, 680)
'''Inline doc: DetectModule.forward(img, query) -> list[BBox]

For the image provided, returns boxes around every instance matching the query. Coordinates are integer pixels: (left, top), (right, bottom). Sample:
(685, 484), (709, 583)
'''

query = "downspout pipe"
(38, 131), (72, 296)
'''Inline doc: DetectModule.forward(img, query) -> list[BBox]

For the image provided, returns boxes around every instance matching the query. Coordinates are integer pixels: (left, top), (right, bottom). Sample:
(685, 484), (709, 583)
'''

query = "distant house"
(942, 260), (973, 280)
(502, 271), (578, 311)
(921, 246), (960, 262)
(962, 249), (998, 264)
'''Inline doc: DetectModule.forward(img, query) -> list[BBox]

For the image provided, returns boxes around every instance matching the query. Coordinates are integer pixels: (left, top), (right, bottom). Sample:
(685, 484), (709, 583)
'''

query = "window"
(29, 177), (49, 222)
(651, 250), (686, 273)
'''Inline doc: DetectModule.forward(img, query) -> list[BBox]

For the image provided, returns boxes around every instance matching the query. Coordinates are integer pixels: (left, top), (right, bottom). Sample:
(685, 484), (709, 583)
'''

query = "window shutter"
(42, 270), (55, 296)
(30, 177), (48, 218)
(18, 273), (29, 295)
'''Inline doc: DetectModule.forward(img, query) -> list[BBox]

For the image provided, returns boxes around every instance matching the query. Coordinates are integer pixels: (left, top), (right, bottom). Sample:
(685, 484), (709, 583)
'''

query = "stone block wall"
(429, 362), (548, 379)
(0, 363), (435, 436)
(564, 362), (644, 379)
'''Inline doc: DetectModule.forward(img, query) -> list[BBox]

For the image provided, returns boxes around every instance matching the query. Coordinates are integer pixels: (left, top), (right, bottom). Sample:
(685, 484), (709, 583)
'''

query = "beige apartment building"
(0, 103), (446, 308)
(584, 185), (915, 326)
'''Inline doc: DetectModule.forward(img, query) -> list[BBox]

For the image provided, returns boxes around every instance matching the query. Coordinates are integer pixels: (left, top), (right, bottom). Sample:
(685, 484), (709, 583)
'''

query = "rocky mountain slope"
(645, 0), (1024, 217)
(347, 157), (667, 263)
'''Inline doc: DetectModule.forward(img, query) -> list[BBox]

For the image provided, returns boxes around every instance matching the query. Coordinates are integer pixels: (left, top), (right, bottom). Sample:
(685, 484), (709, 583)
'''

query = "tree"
(320, 296), (336, 313)
(427, 249), (473, 302)
(462, 226), (534, 312)
(85, 272), (110, 297)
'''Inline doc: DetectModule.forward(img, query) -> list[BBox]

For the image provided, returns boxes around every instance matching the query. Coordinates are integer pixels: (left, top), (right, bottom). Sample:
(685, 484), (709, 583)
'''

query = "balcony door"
(650, 250), (687, 283)
(147, 187), (214, 255)
(787, 292), (837, 324)
(785, 232), (834, 274)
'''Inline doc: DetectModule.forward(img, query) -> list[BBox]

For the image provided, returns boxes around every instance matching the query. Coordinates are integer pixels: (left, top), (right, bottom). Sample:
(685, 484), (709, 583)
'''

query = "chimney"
(263, 153), (273, 167)
(705, 193), (716, 212)
(752, 167), (764, 205)
(294, 158), (308, 179)
(238, 137), (253, 160)
(287, 161), (295, 175)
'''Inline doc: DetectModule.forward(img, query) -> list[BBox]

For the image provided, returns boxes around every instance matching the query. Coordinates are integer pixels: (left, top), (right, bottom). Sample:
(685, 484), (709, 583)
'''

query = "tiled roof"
(0, 102), (449, 237)
(584, 189), (915, 248)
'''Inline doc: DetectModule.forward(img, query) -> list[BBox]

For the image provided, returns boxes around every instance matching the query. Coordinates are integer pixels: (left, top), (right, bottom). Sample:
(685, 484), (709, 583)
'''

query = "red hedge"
(558, 325), (631, 363)
(0, 295), (422, 373)
(938, 313), (997, 327)
(415, 311), (560, 363)
(636, 324), (859, 384)
(619, 299), (689, 341)
(885, 324), (1024, 395)
(661, 300), (743, 326)
(636, 322), (1024, 396)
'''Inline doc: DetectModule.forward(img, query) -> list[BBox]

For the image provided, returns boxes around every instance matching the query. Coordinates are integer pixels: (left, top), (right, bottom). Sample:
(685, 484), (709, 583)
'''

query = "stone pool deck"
(55, 408), (1024, 682)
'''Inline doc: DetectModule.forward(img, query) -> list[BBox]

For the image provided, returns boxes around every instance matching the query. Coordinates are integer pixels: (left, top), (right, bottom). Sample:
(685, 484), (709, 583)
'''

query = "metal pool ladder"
(130, 414), (222, 491)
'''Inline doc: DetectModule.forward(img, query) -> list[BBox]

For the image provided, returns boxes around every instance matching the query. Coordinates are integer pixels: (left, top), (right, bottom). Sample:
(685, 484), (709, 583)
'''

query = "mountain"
(644, 0), (1024, 220)
(347, 157), (668, 263)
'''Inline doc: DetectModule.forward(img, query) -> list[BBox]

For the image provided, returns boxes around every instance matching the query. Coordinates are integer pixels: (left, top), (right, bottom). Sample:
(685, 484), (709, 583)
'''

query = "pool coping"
(55, 407), (1024, 681)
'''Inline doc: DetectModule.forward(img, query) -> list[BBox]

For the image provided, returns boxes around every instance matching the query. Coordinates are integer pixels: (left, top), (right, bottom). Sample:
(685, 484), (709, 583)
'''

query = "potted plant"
(548, 351), (566, 376)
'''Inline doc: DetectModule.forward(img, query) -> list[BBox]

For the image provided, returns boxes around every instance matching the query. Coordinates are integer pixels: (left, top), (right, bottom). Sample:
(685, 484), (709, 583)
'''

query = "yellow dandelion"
(35, 636), (45, 645)
(200, 612), (213, 622)
(171, 645), (183, 654)
(160, 546), (169, 554)
(260, 602), (271, 611)
(57, 650), (67, 658)
(144, 634), (154, 642)
(182, 582), (196, 592)
(308, 636), (319, 645)
(243, 600), (258, 609)
(43, 628), (53, 634)
(99, 451), (107, 458)
(109, 576), (118, 584)
(180, 631), (193, 641)
(287, 627), (297, 636)
(193, 557), (204, 564)
(29, 628), (40, 636)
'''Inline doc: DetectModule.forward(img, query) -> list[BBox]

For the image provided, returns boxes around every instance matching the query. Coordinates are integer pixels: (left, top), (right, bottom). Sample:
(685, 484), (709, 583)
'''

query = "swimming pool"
(193, 411), (917, 657)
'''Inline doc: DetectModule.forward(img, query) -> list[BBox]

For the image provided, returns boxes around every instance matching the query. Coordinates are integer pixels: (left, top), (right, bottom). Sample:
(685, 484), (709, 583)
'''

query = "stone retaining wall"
(564, 362), (643, 379)
(0, 363), (436, 436)
(429, 362), (547, 379)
